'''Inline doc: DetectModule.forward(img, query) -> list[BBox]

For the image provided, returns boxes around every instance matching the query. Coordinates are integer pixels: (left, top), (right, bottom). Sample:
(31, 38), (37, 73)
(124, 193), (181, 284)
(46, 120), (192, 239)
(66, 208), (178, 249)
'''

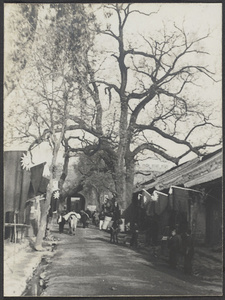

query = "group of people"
(124, 222), (194, 274)
(168, 228), (194, 275)
(92, 198), (121, 231)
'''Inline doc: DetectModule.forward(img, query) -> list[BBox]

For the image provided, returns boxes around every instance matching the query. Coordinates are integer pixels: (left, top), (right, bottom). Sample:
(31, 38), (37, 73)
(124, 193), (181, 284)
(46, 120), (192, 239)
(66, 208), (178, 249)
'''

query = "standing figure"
(80, 210), (90, 228)
(183, 229), (194, 275)
(93, 211), (100, 226)
(168, 229), (180, 269)
(57, 213), (66, 234)
(110, 219), (120, 243)
(99, 211), (105, 230)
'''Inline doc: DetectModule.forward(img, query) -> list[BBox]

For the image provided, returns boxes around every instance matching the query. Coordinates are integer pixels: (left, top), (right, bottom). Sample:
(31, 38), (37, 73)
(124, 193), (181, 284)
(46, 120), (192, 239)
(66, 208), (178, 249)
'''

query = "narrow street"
(36, 223), (222, 297)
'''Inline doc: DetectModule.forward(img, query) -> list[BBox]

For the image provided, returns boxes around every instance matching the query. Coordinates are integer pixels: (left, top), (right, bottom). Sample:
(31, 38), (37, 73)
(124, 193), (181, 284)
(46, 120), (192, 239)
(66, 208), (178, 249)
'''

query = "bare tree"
(5, 4), (221, 230)
(59, 4), (221, 210)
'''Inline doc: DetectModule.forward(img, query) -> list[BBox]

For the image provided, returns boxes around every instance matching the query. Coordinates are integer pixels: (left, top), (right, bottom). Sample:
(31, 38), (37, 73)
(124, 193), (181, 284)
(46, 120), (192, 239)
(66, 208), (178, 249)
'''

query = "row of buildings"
(4, 148), (223, 247)
(124, 148), (222, 246)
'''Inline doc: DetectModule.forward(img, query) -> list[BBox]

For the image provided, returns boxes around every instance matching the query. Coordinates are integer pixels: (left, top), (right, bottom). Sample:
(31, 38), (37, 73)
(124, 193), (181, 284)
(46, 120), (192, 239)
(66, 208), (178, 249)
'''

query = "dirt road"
(40, 224), (222, 297)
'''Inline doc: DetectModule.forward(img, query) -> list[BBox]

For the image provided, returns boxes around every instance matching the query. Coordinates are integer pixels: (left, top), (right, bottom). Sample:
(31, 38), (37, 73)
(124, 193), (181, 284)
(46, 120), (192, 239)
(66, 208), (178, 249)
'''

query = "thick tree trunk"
(34, 144), (61, 250)
(125, 158), (135, 208)
(116, 102), (129, 210)
(34, 179), (53, 251)
(59, 153), (69, 190)
(114, 165), (126, 210)
(58, 152), (70, 209)
(114, 156), (135, 211)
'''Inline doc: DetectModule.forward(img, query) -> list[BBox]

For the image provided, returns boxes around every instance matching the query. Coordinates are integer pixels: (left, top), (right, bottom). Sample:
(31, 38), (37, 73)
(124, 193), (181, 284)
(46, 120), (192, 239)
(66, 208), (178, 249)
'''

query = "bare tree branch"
(132, 143), (179, 164)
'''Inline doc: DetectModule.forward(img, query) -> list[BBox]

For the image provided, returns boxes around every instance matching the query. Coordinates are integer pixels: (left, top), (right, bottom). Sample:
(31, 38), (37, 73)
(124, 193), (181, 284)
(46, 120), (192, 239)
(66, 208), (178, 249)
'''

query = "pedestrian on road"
(99, 211), (105, 230)
(80, 210), (90, 228)
(182, 229), (194, 275)
(57, 213), (66, 234)
(92, 210), (96, 224)
(168, 229), (180, 269)
(110, 219), (120, 243)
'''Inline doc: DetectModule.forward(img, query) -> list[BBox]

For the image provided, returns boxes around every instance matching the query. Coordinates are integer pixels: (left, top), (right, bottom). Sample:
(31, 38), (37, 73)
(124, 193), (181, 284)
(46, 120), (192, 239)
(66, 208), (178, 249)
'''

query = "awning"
(30, 163), (46, 195)
(4, 151), (30, 213)
(38, 177), (49, 193)
(154, 191), (168, 215)
(142, 189), (154, 217)
(169, 186), (189, 213)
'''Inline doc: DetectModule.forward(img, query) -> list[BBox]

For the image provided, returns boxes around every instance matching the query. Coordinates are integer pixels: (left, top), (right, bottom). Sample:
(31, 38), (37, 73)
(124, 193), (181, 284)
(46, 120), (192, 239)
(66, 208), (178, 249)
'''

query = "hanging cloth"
(154, 191), (169, 215)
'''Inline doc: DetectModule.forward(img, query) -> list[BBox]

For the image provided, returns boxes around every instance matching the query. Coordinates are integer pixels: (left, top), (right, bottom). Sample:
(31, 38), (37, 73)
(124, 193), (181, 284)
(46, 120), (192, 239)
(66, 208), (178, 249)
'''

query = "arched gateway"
(66, 193), (85, 212)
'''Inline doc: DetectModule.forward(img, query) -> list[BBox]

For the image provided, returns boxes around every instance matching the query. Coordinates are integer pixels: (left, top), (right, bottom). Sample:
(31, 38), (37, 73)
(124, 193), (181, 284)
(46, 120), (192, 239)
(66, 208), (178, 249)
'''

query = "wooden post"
(14, 212), (17, 244)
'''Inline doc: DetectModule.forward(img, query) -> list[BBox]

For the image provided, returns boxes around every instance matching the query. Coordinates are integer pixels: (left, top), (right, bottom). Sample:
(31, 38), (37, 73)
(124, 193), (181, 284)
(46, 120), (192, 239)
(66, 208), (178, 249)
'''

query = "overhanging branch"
(132, 143), (179, 164)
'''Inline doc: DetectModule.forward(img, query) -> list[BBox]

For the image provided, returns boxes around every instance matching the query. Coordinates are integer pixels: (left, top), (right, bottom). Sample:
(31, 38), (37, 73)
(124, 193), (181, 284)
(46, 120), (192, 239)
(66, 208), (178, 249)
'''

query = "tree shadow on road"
(85, 234), (213, 287)
(132, 248), (219, 288)
(84, 237), (111, 243)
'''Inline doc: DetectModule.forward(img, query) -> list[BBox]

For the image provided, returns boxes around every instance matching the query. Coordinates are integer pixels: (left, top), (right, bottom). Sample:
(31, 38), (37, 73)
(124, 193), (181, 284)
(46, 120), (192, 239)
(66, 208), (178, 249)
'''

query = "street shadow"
(50, 229), (60, 234)
(52, 230), (219, 288)
(84, 236), (111, 243)
(51, 228), (74, 235)
(131, 248), (209, 286)
(84, 235), (194, 283)
(91, 235), (208, 286)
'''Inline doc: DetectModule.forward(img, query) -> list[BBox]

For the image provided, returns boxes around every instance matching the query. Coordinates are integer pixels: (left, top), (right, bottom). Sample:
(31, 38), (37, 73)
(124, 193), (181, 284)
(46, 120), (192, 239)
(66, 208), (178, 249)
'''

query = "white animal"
(64, 212), (81, 235)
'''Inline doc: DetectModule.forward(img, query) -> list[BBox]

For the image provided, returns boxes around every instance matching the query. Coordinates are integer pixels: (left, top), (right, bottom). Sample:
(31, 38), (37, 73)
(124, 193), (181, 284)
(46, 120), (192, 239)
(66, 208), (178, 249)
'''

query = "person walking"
(99, 211), (105, 230)
(80, 210), (90, 228)
(57, 206), (67, 234)
(58, 212), (66, 234)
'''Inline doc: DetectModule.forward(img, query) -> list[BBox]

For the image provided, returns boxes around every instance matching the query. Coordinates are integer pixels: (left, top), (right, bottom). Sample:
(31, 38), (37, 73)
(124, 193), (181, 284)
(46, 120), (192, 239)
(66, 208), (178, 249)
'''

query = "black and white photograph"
(3, 2), (223, 297)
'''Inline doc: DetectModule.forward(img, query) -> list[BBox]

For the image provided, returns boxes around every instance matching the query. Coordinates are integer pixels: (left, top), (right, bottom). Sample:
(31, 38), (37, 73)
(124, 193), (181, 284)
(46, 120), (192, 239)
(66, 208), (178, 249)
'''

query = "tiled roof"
(135, 148), (222, 193)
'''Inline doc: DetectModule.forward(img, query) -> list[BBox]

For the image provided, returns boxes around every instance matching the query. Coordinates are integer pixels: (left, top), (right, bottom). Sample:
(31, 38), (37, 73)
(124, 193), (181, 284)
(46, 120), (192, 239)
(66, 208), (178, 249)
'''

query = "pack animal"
(69, 215), (78, 235)
(64, 212), (81, 235)
(110, 220), (120, 244)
